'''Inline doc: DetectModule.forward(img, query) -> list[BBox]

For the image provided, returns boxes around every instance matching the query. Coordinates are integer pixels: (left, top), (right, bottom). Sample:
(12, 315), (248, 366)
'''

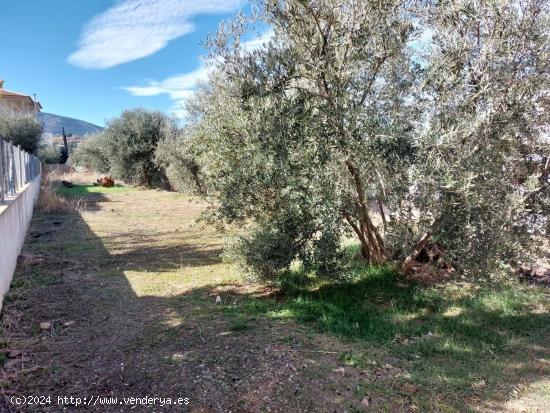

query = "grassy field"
(56, 183), (132, 195)
(1, 173), (549, 412)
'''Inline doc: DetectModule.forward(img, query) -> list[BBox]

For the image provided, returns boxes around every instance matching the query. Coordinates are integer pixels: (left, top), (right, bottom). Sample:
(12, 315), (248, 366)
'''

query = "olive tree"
(102, 109), (174, 187)
(69, 132), (111, 172)
(71, 109), (176, 187)
(400, 0), (550, 274)
(38, 143), (63, 164)
(0, 110), (44, 154)
(189, 0), (419, 277)
(187, 0), (549, 278)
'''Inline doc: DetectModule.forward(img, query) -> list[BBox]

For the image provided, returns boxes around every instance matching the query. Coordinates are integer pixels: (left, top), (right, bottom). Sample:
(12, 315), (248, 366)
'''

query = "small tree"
(0, 111), (43, 154)
(38, 143), (62, 164)
(69, 132), (111, 172)
(103, 109), (173, 187)
(70, 109), (176, 187)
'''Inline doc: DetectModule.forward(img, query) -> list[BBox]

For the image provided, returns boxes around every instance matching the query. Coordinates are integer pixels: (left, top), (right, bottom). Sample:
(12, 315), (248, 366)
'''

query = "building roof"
(0, 88), (28, 97)
(0, 88), (42, 109)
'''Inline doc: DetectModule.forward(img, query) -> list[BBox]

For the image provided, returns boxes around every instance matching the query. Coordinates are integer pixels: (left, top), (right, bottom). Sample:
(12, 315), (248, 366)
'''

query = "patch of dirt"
(0, 186), (393, 412)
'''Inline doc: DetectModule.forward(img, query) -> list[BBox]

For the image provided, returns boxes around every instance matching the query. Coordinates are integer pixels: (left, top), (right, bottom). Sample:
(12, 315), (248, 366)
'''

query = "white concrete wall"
(0, 176), (40, 310)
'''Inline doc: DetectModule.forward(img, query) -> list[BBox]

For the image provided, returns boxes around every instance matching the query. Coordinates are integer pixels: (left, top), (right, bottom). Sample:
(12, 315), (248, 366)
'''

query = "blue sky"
(1, 0), (268, 127)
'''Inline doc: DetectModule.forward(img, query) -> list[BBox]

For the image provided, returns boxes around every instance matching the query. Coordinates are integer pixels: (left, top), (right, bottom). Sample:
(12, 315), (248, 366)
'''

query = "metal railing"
(0, 136), (41, 204)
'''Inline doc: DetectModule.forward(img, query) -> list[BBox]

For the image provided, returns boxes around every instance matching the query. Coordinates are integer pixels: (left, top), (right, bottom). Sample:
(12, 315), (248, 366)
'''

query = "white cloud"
(68, 0), (243, 69)
(122, 65), (212, 116)
(122, 28), (274, 117)
(240, 28), (274, 52)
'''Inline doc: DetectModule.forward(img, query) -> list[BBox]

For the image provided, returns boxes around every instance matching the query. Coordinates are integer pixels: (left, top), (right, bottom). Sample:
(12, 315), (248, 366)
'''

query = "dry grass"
(35, 167), (87, 213)
(43, 165), (101, 186)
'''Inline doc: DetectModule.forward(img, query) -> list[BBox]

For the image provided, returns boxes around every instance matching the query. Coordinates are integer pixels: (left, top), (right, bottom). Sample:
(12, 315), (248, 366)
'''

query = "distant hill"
(38, 112), (103, 137)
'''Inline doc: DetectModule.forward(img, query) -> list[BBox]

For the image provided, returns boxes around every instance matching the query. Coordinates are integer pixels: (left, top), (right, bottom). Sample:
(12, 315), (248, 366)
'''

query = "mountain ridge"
(38, 112), (103, 137)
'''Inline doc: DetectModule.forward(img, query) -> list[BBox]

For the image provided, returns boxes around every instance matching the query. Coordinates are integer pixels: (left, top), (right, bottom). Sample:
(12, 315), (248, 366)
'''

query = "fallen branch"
(192, 324), (206, 343)
(272, 349), (339, 354)
(401, 231), (432, 274)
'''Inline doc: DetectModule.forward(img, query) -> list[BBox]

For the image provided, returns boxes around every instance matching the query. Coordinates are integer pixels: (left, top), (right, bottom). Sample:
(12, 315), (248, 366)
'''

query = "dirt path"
(0, 187), (369, 412)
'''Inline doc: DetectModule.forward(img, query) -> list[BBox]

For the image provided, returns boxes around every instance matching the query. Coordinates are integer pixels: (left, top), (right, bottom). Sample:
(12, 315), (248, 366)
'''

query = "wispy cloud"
(122, 29), (274, 117)
(123, 65), (213, 115)
(68, 0), (243, 69)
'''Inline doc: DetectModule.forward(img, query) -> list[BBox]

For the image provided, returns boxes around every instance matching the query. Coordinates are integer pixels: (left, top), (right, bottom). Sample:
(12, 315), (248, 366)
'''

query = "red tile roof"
(0, 88), (42, 109)
(0, 89), (29, 97)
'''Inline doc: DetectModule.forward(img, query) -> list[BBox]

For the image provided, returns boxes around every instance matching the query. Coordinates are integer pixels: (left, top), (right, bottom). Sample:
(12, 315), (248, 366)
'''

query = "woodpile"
(96, 176), (115, 187)
(517, 265), (550, 287)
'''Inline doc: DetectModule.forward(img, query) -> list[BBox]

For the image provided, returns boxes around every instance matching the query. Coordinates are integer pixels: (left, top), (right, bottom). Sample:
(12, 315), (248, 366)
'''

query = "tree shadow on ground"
(211, 273), (550, 410)
(1, 190), (548, 412)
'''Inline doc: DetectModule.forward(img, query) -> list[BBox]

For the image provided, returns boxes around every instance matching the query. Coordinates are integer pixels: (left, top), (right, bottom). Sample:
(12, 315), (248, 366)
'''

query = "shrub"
(38, 143), (62, 164)
(102, 109), (173, 187)
(0, 111), (43, 154)
(155, 131), (206, 194)
(227, 226), (300, 280)
(69, 132), (111, 172)
(71, 109), (176, 188)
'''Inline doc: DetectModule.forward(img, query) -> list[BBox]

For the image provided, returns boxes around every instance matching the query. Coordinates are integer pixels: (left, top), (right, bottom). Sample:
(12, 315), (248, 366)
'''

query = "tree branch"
(524, 155), (549, 203)
(400, 231), (432, 274)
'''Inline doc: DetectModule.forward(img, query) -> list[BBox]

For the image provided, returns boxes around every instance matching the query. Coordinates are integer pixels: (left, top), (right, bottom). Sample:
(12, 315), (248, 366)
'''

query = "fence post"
(24, 152), (28, 183)
(25, 151), (27, 184)
(13, 145), (18, 192)
(9, 142), (14, 195)
(29, 154), (32, 181)
(18, 146), (23, 188)
(16, 146), (19, 188)
(0, 139), (4, 203)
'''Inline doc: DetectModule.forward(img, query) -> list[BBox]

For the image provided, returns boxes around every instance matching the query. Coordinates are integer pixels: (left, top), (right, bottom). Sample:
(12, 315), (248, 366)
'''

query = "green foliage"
(103, 109), (172, 187)
(0, 110), (43, 154)
(38, 143), (62, 164)
(185, 0), (549, 280)
(186, 0), (422, 277)
(59, 144), (69, 164)
(227, 223), (304, 280)
(406, 0), (550, 274)
(155, 132), (207, 194)
(70, 109), (176, 187)
(69, 132), (111, 172)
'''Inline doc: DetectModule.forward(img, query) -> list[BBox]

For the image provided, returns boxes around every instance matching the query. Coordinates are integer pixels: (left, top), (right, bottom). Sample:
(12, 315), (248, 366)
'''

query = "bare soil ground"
(1, 174), (549, 412)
